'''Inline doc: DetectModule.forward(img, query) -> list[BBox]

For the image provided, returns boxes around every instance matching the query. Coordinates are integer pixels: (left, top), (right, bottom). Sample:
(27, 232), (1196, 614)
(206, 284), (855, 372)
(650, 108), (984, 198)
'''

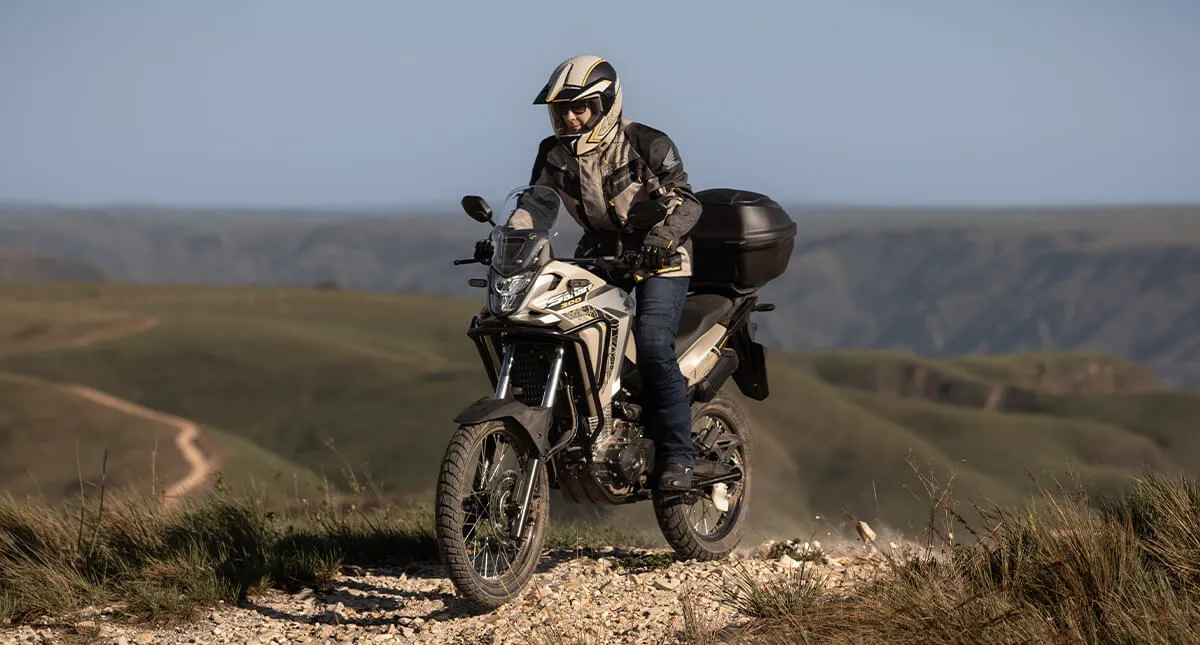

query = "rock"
(134, 635), (155, 645)
(322, 602), (349, 624)
(11, 544), (893, 645)
(856, 520), (877, 543)
(753, 539), (777, 558)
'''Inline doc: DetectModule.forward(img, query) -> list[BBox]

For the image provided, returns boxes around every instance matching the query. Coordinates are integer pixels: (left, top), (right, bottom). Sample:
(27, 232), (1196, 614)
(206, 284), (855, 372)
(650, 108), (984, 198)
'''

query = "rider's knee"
(636, 336), (676, 369)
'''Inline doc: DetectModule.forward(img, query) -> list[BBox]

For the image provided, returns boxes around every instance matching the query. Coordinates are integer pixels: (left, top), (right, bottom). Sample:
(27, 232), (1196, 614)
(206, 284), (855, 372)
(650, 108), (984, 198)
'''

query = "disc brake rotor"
(488, 471), (520, 534)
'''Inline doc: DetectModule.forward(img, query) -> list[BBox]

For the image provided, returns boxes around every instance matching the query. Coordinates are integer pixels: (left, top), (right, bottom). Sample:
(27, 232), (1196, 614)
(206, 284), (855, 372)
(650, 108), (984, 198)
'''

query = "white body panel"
(508, 260), (636, 409)
(678, 325), (727, 387)
(501, 259), (731, 409)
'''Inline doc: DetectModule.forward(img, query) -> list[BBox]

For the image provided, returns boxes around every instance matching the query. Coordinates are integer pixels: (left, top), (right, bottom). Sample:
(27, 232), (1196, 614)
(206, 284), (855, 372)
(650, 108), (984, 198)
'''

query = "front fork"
(494, 343), (566, 540)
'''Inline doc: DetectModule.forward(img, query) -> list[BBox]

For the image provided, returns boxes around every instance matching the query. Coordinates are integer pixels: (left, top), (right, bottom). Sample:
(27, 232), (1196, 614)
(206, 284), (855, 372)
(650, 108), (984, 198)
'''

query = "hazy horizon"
(3, 1), (1198, 209)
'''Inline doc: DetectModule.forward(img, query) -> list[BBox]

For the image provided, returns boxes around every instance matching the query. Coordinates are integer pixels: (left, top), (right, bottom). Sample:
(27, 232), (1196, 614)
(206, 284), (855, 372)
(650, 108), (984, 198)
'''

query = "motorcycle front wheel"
(435, 419), (549, 608)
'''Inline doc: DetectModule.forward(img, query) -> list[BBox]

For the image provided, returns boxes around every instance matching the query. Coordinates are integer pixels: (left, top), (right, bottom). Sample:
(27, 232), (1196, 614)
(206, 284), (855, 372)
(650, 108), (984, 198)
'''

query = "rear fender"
(453, 396), (552, 455)
(729, 324), (769, 401)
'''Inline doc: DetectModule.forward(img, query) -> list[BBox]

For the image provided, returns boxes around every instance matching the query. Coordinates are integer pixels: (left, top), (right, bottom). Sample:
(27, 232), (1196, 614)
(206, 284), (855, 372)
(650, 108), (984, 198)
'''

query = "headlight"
(488, 270), (535, 316)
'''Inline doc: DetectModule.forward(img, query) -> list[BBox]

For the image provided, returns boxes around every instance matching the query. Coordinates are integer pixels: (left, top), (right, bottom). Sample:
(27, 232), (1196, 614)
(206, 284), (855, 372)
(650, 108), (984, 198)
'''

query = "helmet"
(533, 55), (623, 157)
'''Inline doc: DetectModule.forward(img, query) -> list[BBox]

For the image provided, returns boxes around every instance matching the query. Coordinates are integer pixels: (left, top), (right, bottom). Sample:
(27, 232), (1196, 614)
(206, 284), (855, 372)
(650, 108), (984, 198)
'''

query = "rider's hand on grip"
(638, 245), (672, 270)
(473, 239), (494, 265)
(639, 226), (678, 271)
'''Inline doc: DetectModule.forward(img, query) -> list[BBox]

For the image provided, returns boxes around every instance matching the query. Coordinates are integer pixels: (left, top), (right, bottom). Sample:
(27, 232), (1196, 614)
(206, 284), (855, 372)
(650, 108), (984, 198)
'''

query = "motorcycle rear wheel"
(653, 391), (753, 560)
(435, 419), (549, 608)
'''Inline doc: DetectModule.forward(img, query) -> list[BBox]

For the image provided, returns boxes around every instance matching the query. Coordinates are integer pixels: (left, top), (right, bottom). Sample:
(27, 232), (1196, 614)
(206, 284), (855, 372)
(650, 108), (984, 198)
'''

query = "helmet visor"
(549, 97), (604, 137)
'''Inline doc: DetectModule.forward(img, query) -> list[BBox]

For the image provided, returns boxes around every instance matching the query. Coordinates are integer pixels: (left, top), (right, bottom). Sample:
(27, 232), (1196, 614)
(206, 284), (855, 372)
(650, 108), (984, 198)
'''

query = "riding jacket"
(529, 118), (702, 277)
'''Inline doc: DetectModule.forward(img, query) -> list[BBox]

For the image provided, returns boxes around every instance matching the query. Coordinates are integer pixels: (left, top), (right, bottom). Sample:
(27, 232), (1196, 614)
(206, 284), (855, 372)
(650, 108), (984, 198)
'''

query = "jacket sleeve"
(513, 137), (574, 230)
(529, 136), (559, 186)
(643, 133), (702, 240)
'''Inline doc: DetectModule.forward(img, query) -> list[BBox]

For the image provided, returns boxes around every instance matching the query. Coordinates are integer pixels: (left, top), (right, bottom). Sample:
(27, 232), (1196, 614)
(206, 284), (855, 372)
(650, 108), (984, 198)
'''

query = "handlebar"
(454, 251), (670, 275)
(561, 251), (646, 271)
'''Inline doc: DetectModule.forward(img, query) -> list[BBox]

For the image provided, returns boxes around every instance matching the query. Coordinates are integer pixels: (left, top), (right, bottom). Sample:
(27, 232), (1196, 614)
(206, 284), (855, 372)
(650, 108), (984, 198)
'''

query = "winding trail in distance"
(0, 314), (215, 506)
(61, 382), (213, 506)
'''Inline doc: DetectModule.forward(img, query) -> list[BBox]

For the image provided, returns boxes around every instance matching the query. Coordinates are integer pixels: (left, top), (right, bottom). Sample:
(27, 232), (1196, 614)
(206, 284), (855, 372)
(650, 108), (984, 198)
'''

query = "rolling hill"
(0, 282), (1197, 542)
(2, 203), (1198, 388)
(0, 251), (107, 283)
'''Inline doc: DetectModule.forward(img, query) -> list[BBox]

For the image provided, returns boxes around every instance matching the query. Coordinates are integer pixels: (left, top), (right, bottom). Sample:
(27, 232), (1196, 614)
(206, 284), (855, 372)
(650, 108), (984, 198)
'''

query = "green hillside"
(0, 282), (1197, 540)
(0, 371), (188, 501)
(2, 203), (1199, 387)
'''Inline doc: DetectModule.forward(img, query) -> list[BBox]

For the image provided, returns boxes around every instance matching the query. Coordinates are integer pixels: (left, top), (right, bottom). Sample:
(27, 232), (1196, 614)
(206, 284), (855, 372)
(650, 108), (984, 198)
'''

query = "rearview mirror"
(461, 196), (494, 225)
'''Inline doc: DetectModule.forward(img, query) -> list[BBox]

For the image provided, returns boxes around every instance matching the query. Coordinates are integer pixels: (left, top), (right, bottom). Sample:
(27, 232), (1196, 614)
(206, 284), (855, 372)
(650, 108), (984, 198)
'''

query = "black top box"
(688, 188), (797, 293)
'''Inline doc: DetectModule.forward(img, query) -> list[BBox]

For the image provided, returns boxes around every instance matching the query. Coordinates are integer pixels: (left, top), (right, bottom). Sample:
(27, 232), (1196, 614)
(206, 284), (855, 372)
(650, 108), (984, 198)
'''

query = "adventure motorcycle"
(434, 184), (796, 608)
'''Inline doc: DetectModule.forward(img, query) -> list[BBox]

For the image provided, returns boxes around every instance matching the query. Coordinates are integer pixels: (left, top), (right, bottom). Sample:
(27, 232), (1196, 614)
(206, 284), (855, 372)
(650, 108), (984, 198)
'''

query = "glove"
(639, 226), (679, 270)
(473, 238), (493, 264)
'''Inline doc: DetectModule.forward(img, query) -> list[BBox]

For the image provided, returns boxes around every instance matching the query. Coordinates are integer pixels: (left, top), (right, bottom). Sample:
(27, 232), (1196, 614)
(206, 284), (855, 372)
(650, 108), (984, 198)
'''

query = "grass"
(0, 488), (338, 624)
(0, 283), (486, 503)
(2, 427), (1199, 643)
(2, 281), (1200, 541)
(0, 469), (660, 627)
(0, 372), (189, 502)
(501, 470), (1200, 644)
(710, 471), (1200, 644)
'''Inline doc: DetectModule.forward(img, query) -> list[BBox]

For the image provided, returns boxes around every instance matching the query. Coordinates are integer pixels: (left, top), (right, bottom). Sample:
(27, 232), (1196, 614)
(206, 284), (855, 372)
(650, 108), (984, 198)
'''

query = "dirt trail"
(61, 383), (213, 505)
(43, 316), (160, 351)
(10, 543), (894, 644)
(0, 314), (215, 505)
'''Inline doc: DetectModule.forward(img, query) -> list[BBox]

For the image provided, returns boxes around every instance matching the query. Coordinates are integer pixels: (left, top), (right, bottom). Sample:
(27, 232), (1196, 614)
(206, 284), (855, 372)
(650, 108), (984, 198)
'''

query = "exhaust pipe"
(693, 348), (739, 403)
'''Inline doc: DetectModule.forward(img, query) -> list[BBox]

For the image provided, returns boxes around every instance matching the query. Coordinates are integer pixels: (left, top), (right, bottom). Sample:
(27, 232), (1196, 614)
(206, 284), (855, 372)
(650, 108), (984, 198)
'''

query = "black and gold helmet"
(533, 55), (623, 156)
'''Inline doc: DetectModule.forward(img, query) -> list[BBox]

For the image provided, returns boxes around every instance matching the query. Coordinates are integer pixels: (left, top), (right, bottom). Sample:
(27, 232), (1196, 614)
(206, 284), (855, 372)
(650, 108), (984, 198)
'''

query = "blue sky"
(1, 1), (1197, 208)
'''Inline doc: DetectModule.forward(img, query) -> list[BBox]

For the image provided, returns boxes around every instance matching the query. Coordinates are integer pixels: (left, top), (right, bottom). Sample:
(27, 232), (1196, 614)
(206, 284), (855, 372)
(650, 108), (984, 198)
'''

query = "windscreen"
(489, 185), (568, 277)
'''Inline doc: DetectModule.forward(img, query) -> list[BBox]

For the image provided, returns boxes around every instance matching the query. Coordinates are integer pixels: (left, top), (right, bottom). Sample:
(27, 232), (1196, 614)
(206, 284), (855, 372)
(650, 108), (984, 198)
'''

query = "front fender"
(453, 396), (552, 455)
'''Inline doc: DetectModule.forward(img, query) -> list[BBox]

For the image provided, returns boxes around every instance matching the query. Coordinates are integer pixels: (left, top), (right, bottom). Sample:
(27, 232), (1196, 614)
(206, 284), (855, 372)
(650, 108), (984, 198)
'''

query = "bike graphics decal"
(561, 304), (599, 322)
(545, 283), (593, 312)
(595, 307), (620, 391)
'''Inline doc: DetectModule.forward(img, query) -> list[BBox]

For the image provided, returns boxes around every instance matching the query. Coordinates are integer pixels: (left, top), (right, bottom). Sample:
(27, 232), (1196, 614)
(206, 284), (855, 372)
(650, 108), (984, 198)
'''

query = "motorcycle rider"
(476, 55), (702, 491)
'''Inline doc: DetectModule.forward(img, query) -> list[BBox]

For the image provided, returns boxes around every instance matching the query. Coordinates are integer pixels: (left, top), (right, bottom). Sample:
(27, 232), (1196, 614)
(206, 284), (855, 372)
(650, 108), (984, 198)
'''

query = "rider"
(479, 55), (703, 492)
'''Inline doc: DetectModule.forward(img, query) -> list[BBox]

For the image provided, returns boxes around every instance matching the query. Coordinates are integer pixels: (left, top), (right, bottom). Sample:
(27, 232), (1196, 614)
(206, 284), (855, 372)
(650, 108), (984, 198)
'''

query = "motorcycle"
(434, 184), (796, 608)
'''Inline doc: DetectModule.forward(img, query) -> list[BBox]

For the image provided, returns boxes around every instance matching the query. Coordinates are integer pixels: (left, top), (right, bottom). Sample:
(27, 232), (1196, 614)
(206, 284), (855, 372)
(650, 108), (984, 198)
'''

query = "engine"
(591, 406), (655, 493)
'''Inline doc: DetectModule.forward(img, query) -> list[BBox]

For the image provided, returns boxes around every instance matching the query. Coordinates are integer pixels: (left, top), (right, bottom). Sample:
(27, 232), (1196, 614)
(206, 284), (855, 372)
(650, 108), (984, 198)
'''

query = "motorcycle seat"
(674, 294), (735, 358)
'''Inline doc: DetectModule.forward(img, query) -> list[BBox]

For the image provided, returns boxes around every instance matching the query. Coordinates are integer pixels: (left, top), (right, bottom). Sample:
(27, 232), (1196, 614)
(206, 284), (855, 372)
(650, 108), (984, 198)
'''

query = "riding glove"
(639, 226), (679, 270)
(473, 239), (494, 265)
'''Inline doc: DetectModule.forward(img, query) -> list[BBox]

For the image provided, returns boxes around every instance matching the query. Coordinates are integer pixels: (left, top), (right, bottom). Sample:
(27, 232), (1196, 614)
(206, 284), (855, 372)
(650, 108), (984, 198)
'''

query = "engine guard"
(453, 396), (553, 455)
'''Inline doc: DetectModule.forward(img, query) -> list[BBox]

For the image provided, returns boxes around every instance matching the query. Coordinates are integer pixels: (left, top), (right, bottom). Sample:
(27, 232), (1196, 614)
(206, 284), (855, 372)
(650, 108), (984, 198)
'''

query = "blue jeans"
(634, 276), (694, 469)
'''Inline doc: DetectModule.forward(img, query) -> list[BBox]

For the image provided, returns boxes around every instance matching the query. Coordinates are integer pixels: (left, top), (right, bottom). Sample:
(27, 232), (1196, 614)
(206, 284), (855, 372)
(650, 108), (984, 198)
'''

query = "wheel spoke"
(677, 409), (747, 540)
(453, 425), (543, 581)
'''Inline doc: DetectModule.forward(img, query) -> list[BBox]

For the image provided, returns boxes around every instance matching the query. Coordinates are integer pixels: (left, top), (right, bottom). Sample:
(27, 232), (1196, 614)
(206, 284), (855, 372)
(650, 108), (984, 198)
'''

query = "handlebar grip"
(453, 258), (478, 266)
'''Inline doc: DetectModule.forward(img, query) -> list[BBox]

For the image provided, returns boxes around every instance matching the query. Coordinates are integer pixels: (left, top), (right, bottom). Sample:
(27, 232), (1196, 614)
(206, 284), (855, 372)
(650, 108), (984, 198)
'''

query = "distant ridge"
(0, 251), (107, 283)
(2, 202), (1198, 388)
